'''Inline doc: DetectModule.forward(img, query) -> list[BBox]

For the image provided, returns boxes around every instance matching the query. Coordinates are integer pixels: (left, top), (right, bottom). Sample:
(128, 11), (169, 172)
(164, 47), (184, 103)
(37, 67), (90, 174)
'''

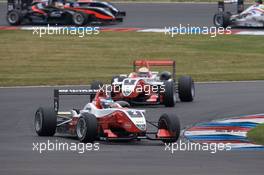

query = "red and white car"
(93, 60), (195, 107)
(34, 89), (181, 143)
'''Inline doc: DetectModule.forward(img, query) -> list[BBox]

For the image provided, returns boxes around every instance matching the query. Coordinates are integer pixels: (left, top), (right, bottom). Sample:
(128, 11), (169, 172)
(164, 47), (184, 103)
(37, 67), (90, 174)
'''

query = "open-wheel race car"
(92, 60), (195, 107)
(214, 0), (264, 27)
(7, 0), (126, 26)
(34, 89), (181, 143)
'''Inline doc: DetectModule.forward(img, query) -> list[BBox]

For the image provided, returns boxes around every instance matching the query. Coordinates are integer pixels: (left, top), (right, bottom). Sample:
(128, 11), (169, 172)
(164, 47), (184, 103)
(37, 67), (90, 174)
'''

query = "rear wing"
(54, 89), (97, 112)
(133, 60), (176, 82)
(218, 0), (244, 14)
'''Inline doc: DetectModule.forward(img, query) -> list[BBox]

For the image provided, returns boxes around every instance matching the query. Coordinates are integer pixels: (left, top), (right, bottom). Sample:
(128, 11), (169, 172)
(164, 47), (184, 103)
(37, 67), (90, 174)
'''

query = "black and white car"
(214, 0), (264, 27)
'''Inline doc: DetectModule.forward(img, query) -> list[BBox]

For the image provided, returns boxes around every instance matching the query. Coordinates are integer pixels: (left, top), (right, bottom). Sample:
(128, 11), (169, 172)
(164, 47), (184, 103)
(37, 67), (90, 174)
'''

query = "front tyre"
(35, 107), (57, 136)
(163, 81), (176, 107)
(6, 10), (22, 26)
(76, 113), (98, 143)
(158, 113), (181, 143)
(178, 76), (195, 102)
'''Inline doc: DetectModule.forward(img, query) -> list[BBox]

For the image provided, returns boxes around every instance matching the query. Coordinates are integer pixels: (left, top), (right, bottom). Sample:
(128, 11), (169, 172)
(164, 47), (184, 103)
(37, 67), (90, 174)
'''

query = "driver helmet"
(255, 0), (263, 4)
(100, 98), (114, 108)
(52, 0), (64, 8)
(137, 67), (150, 77)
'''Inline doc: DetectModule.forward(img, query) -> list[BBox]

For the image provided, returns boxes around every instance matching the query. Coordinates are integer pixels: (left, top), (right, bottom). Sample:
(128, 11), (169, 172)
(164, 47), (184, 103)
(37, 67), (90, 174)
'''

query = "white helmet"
(137, 67), (150, 77)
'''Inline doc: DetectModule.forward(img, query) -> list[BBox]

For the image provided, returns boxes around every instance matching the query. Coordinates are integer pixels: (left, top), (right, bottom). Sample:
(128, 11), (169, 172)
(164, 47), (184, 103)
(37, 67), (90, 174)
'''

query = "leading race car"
(7, 0), (125, 26)
(92, 60), (195, 107)
(214, 0), (264, 27)
(34, 89), (181, 143)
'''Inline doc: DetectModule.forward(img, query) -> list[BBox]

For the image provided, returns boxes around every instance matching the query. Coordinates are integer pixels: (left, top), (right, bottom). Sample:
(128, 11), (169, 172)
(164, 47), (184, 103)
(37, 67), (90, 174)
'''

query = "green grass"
(0, 30), (264, 86)
(247, 124), (264, 145)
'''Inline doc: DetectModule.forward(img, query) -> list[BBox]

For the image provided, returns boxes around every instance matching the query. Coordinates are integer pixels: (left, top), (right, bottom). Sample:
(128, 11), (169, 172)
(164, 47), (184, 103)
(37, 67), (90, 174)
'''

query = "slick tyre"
(35, 107), (57, 136)
(158, 113), (181, 143)
(178, 76), (195, 102)
(213, 12), (231, 28)
(72, 12), (88, 26)
(163, 81), (176, 107)
(7, 10), (22, 26)
(76, 113), (98, 143)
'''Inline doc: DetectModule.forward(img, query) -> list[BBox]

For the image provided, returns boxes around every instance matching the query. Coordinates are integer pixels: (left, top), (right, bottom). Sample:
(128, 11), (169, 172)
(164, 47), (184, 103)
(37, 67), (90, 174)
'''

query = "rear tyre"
(163, 81), (176, 107)
(158, 113), (181, 143)
(76, 113), (98, 143)
(6, 10), (22, 26)
(178, 76), (195, 102)
(72, 12), (88, 26)
(35, 107), (57, 136)
(90, 80), (103, 102)
(213, 12), (231, 28)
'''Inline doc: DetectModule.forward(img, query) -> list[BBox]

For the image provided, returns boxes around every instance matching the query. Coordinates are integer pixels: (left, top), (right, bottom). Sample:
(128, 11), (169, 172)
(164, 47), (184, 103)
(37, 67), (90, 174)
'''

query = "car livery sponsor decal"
(184, 114), (264, 150)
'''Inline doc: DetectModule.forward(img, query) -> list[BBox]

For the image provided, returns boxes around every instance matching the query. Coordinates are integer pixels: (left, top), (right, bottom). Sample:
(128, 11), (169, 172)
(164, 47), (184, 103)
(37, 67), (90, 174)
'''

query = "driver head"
(100, 98), (114, 108)
(137, 67), (150, 77)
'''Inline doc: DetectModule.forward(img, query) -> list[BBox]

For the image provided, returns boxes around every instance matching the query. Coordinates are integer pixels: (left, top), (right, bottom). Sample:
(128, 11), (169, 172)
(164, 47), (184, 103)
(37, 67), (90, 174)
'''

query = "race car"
(91, 60), (195, 107)
(213, 0), (264, 27)
(7, 0), (125, 26)
(34, 88), (181, 143)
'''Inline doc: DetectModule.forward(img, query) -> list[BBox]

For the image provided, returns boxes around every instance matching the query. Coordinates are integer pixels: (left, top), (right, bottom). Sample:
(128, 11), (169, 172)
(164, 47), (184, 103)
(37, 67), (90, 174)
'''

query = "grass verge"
(247, 124), (264, 145)
(0, 30), (264, 86)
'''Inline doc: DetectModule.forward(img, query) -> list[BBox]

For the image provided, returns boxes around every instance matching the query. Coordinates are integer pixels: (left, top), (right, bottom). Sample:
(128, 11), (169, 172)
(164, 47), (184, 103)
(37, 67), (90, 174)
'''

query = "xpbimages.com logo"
(32, 24), (100, 37)
(164, 140), (232, 154)
(98, 84), (166, 96)
(32, 140), (100, 153)
(165, 24), (232, 38)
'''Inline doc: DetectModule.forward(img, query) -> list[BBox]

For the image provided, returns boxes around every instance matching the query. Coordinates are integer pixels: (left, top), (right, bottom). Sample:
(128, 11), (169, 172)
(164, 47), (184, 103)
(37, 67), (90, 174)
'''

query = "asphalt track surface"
(0, 82), (264, 175)
(0, 2), (239, 27)
(1, 2), (263, 175)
